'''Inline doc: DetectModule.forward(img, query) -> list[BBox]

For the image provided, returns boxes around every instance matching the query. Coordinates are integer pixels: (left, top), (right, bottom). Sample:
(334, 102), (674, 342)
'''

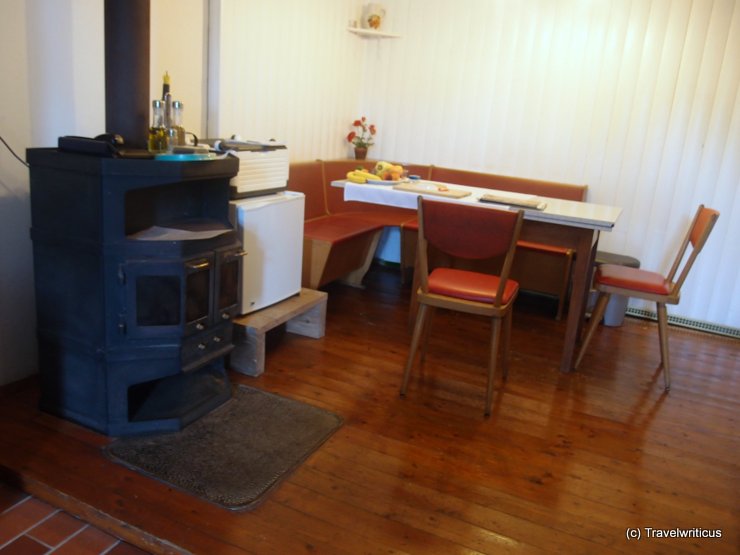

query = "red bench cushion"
(516, 239), (572, 256)
(304, 215), (384, 244)
(338, 210), (416, 227)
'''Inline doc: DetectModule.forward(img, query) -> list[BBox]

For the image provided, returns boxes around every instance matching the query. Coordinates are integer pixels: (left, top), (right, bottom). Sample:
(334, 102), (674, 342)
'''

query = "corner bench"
(288, 160), (588, 318)
(288, 161), (385, 289)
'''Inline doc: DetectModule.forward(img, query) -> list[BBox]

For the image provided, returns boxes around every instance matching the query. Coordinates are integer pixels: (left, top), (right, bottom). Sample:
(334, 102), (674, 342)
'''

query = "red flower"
(347, 117), (376, 148)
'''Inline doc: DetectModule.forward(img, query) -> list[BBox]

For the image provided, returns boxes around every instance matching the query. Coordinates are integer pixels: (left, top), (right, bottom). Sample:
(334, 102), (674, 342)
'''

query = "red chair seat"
(428, 268), (519, 304)
(596, 264), (672, 296)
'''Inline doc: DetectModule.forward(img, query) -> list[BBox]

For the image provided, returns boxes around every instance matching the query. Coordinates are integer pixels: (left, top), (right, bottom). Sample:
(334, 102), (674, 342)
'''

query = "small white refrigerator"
(229, 191), (305, 314)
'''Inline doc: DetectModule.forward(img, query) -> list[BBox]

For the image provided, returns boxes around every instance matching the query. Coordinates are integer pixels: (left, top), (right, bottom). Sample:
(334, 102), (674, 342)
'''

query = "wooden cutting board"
(392, 182), (471, 198)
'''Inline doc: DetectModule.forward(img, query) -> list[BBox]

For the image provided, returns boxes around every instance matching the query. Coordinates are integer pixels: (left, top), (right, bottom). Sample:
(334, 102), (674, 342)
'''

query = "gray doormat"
(105, 385), (342, 510)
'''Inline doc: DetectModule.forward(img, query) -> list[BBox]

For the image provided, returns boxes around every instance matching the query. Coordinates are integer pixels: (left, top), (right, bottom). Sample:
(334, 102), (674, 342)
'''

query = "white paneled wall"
(208, 0), (367, 160)
(151, 0), (208, 138)
(211, 0), (739, 329)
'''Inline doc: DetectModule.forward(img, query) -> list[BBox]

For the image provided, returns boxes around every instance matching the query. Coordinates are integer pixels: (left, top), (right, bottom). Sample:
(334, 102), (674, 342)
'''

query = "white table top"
(333, 179), (622, 232)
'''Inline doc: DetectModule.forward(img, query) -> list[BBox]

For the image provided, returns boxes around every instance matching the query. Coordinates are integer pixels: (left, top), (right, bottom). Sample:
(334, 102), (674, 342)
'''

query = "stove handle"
(185, 259), (210, 271)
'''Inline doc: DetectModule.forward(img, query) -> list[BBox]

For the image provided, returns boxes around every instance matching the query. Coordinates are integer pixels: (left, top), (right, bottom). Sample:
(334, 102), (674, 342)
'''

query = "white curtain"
(210, 0), (740, 329)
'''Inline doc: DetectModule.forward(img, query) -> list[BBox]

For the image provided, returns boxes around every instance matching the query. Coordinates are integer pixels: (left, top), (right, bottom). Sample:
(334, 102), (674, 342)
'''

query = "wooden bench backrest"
(430, 166), (587, 201)
(287, 161), (328, 219)
(321, 160), (376, 214)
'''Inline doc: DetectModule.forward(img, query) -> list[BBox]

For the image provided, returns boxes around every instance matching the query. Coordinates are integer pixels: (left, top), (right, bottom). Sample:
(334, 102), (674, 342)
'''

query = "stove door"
(122, 255), (214, 339)
(213, 247), (244, 324)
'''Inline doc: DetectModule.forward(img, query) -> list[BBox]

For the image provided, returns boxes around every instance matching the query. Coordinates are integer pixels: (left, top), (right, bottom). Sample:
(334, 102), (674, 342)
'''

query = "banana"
(346, 169), (378, 183)
(354, 169), (378, 180)
(346, 171), (367, 183)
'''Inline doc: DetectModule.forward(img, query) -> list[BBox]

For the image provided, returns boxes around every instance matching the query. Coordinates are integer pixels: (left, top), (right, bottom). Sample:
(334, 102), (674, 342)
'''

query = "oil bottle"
(148, 99), (168, 152)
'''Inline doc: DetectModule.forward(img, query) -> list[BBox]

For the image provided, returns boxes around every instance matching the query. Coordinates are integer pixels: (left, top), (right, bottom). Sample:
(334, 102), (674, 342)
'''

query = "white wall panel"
(208, 0), (366, 161)
(151, 0), (208, 137)
(1, 0), (38, 385)
(1, 0), (106, 386)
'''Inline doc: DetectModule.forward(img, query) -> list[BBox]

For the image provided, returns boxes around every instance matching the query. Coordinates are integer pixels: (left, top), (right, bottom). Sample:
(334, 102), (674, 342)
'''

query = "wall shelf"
(347, 27), (401, 39)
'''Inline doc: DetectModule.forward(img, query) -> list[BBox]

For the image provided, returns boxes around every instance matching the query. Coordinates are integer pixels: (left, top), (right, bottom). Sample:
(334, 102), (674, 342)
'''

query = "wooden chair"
(574, 205), (720, 389)
(400, 197), (524, 416)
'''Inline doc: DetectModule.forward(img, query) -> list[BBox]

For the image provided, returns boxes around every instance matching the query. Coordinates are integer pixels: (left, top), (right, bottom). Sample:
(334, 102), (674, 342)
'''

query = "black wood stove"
(27, 149), (242, 436)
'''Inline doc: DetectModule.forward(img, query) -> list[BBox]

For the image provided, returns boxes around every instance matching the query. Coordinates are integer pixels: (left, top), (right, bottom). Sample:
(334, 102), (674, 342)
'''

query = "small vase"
(354, 147), (368, 160)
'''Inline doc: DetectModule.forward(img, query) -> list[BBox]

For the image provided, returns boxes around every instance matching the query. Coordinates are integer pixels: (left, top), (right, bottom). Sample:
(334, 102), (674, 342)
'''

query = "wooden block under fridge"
(231, 288), (328, 376)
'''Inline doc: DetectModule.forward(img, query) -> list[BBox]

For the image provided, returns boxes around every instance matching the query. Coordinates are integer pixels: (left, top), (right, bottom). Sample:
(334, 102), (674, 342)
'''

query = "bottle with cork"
(148, 71), (186, 152)
(163, 71), (186, 149)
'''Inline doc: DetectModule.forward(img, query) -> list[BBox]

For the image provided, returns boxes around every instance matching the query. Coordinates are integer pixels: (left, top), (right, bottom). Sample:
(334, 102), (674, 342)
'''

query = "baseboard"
(625, 307), (740, 339)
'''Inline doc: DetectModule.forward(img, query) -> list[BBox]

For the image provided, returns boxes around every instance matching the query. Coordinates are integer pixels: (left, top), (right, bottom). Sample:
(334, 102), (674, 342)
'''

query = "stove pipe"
(104, 0), (150, 149)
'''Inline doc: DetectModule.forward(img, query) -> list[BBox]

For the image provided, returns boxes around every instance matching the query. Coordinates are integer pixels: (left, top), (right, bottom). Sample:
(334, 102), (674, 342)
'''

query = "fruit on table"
(373, 161), (405, 181)
(373, 161), (393, 176)
(346, 169), (379, 183)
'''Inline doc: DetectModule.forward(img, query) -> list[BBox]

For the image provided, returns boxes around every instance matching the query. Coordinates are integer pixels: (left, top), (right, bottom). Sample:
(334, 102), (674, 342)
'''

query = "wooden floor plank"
(1, 264), (738, 554)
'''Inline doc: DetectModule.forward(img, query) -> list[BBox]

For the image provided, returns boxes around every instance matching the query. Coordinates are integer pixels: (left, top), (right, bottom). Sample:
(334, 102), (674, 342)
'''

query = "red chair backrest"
(667, 204), (719, 292)
(690, 206), (720, 248)
(421, 198), (521, 260)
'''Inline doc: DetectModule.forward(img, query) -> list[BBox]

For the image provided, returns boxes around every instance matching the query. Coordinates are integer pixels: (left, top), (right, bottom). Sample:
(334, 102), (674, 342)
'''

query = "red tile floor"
(0, 481), (149, 555)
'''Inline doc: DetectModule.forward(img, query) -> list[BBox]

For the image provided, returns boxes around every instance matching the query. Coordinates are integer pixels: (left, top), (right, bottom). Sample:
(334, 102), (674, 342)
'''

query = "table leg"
(560, 230), (599, 372)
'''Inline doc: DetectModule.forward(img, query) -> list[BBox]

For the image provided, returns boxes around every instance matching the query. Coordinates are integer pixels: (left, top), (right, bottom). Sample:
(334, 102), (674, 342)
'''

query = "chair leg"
(401, 303), (429, 396)
(656, 303), (671, 391)
(485, 318), (503, 417)
(420, 306), (436, 363)
(500, 310), (513, 381)
(574, 292), (611, 369)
